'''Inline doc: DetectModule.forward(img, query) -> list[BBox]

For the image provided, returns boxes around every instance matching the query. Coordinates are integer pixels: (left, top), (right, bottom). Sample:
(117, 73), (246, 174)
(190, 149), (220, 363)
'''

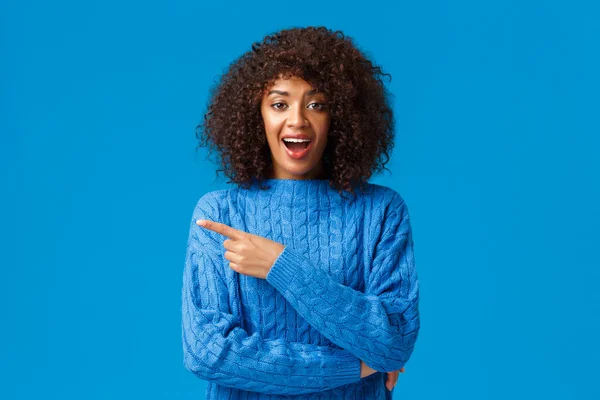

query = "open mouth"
(282, 138), (313, 159)
(282, 140), (311, 151)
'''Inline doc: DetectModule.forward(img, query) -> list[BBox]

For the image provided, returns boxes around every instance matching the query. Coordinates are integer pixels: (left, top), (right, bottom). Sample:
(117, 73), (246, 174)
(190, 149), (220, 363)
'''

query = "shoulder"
(192, 189), (231, 220)
(361, 184), (411, 237)
(365, 183), (408, 213)
(188, 189), (232, 245)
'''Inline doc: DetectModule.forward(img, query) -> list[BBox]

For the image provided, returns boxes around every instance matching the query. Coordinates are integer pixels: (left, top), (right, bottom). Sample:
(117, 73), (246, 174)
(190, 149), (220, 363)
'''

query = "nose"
(287, 105), (309, 129)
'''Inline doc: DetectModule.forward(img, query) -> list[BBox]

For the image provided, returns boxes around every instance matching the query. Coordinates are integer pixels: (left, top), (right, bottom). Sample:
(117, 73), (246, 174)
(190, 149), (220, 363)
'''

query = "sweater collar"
(246, 177), (369, 203)
(246, 177), (335, 195)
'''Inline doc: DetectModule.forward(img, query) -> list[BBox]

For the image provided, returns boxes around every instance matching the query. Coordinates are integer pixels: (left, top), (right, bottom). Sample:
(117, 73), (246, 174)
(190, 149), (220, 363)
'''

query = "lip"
(282, 139), (313, 159)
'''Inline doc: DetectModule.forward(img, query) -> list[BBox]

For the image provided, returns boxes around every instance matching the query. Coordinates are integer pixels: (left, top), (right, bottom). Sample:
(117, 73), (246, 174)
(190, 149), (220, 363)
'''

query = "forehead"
(266, 76), (320, 95)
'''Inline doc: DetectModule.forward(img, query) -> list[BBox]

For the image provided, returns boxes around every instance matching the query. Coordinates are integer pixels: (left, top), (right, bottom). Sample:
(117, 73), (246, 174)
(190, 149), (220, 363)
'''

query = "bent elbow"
(378, 326), (419, 372)
(182, 334), (216, 380)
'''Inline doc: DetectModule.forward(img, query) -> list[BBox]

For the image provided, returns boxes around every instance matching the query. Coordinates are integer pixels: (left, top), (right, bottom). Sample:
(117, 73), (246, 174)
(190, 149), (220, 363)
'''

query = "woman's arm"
(182, 192), (361, 395)
(265, 192), (420, 373)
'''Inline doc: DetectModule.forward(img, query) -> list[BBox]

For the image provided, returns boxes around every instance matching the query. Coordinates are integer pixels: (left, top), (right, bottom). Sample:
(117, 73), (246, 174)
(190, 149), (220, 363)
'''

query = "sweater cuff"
(266, 246), (305, 295)
(326, 350), (362, 385)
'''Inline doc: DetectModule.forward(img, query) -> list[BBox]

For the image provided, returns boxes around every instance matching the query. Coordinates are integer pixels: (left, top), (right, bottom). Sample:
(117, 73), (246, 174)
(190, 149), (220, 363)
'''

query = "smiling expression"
(260, 76), (330, 180)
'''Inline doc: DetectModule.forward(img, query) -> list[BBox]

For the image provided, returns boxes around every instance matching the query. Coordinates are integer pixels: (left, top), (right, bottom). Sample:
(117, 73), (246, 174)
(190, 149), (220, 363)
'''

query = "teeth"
(283, 138), (311, 143)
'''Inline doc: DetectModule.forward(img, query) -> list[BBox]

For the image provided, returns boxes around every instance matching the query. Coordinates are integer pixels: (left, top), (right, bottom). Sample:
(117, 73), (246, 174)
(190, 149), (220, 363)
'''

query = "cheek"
(264, 125), (281, 148)
(261, 110), (282, 138)
(315, 116), (331, 140)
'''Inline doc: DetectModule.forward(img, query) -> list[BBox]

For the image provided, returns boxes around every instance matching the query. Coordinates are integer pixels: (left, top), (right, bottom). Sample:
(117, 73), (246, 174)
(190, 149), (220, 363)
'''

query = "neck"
(267, 168), (329, 181)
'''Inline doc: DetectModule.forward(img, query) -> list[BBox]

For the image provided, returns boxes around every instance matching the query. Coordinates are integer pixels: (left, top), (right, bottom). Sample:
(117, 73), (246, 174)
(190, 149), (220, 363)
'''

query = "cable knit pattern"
(181, 178), (420, 399)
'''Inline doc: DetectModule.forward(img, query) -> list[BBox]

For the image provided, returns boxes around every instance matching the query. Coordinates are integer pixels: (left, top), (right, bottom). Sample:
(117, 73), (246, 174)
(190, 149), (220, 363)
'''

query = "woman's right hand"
(360, 360), (405, 390)
(359, 360), (377, 378)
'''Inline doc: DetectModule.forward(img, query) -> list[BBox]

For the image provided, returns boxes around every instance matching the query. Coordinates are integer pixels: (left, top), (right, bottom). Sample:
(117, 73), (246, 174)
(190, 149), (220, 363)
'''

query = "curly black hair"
(196, 26), (395, 198)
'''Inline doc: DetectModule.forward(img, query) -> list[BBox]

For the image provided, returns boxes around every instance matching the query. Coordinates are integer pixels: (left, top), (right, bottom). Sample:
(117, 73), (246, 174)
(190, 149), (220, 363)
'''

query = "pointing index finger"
(196, 219), (245, 240)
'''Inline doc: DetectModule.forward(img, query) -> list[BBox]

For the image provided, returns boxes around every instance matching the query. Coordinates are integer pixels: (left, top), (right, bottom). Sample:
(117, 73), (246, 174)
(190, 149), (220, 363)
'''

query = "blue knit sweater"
(181, 178), (420, 399)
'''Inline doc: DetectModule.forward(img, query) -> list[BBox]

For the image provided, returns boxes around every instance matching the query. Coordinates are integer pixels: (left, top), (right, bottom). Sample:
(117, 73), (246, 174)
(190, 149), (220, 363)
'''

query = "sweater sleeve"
(181, 193), (362, 395)
(265, 192), (420, 373)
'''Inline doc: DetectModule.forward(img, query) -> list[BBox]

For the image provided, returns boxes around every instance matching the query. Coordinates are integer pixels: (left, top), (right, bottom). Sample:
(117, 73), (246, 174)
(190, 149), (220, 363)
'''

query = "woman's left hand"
(385, 368), (405, 391)
(196, 219), (285, 280)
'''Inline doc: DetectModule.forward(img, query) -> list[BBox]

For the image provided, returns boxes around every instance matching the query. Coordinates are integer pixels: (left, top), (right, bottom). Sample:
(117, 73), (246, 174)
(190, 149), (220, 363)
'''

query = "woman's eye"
(271, 102), (287, 110)
(308, 103), (326, 111)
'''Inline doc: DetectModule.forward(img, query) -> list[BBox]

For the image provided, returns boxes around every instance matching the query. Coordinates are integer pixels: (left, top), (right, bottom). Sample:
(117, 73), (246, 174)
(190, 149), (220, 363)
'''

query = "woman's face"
(260, 76), (330, 180)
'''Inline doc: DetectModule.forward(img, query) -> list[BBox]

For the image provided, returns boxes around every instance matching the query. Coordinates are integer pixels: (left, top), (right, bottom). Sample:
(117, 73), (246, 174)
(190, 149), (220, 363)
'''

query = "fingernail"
(196, 220), (206, 226)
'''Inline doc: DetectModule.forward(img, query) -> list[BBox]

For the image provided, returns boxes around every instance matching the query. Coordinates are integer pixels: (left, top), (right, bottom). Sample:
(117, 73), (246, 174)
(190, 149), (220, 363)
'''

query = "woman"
(182, 26), (420, 399)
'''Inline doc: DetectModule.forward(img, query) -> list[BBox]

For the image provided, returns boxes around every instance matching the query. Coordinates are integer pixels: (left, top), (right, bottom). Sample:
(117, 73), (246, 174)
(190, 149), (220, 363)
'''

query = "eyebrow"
(268, 89), (320, 96)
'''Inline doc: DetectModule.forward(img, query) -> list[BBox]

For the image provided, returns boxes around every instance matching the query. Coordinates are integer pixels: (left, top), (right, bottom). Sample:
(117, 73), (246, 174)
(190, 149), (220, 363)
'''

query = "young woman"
(182, 26), (420, 400)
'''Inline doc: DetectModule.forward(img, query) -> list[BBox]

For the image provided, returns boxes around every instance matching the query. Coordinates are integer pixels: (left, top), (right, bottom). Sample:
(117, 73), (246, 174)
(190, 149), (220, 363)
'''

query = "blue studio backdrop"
(2, 0), (599, 399)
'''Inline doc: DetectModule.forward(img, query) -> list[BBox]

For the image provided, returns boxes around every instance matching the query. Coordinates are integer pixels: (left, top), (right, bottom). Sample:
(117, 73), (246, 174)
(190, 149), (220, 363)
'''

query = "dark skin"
(260, 76), (330, 180)
(196, 76), (406, 390)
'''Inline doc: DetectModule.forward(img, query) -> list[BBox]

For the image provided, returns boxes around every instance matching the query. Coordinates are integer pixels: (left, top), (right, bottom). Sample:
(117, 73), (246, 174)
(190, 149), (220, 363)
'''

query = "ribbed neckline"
(245, 177), (335, 198)
(254, 178), (332, 188)
(263, 178), (330, 183)
(245, 177), (373, 201)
